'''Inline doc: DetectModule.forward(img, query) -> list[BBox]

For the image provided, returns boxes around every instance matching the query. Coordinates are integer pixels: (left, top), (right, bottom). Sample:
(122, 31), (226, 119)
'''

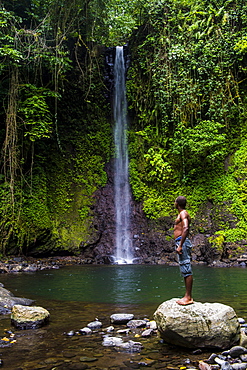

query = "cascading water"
(113, 46), (133, 264)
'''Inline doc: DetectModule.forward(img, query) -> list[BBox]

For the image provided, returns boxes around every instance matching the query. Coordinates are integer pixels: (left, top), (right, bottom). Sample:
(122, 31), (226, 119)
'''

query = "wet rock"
(102, 336), (124, 347)
(154, 298), (240, 349)
(117, 328), (131, 334)
(66, 330), (75, 336)
(127, 319), (147, 328)
(222, 346), (247, 358)
(79, 356), (98, 362)
(87, 320), (102, 329)
(0, 286), (34, 314)
(138, 358), (156, 366)
(231, 364), (247, 370)
(115, 339), (143, 352)
(240, 332), (247, 348)
(106, 325), (114, 332)
(11, 304), (50, 329)
(110, 313), (134, 324)
(102, 336), (143, 352)
(239, 318), (246, 325)
(141, 328), (154, 337)
(207, 354), (219, 364)
(79, 327), (92, 335)
(146, 320), (157, 330)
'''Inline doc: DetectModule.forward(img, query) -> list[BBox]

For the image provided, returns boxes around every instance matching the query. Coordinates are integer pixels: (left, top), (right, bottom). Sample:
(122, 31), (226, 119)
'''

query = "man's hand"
(176, 246), (182, 254)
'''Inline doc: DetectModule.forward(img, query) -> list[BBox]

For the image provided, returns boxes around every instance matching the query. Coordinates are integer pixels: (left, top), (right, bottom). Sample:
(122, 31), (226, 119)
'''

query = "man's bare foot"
(176, 297), (194, 305)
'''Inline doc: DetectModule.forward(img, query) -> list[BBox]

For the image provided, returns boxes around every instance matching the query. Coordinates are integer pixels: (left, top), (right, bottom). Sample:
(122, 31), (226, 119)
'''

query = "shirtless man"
(174, 196), (193, 305)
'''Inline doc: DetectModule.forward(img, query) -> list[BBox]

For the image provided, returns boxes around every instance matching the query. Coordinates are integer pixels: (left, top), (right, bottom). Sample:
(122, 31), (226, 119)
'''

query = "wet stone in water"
(80, 356), (98, 362)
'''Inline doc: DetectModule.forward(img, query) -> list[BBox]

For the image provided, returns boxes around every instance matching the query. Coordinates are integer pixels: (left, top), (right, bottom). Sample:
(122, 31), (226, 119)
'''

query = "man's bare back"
(174, 209), (191, 240)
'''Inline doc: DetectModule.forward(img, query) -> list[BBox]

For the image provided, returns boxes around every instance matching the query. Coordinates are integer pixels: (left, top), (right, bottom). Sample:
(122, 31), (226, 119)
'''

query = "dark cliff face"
(77, 160), (219, 265)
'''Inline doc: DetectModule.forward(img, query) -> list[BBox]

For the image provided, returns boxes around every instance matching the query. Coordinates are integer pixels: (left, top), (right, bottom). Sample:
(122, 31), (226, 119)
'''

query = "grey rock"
(207, 353), (218, 364)
(154, 298), (240, 349)
(231, 364), (247, 370)
(0, 286), (34, 314)
(220, 362), (233, 370)
(222, 346), (247, 358)
(116, 339), (143, 353)
(87, 320), (102, 329)
(110, 313), (134, 324)
(102, 336), (124, 347)
(141, 328), (154, 337)
(106, 325), (114, 332)
(79, 327), (92, 335)
(102, 336), (143, 352)
(127, 319), (147, 328)
(238, 318), (246, 325)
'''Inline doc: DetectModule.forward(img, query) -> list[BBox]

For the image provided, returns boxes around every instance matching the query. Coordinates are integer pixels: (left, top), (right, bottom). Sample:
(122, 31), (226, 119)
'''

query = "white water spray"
(113, 46), (133, 264)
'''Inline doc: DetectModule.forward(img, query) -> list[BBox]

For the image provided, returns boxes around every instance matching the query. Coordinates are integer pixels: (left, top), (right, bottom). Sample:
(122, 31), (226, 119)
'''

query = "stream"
(0, 264), (246, 369)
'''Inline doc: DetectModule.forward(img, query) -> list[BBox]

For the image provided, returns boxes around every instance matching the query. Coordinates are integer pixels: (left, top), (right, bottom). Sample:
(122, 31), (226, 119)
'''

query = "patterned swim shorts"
(175, 237), (193, 278)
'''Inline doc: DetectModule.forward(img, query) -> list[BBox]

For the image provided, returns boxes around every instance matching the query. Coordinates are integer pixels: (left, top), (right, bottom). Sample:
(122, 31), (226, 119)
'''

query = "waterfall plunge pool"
(0, 264), (246, 369)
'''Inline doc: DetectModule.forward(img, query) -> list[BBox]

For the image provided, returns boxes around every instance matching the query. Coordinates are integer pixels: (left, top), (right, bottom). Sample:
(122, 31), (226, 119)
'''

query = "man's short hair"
(176, 196), (187, 209)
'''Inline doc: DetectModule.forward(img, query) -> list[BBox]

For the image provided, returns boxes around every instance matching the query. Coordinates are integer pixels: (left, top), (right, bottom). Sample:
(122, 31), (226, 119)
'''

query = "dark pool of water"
(0, 264), (246, 369)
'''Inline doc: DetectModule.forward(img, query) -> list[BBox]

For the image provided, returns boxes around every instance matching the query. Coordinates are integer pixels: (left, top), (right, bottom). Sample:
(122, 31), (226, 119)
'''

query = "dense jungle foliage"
(0, 0), (247, 256)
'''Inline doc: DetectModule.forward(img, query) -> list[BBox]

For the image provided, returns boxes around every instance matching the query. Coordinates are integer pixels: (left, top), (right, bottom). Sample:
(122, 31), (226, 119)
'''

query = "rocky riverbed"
(0, 252), (247, 275)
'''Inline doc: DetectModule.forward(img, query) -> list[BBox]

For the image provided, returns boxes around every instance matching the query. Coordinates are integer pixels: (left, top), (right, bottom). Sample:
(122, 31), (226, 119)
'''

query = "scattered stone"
(110, 313), (134, 324)
(222, 346), (247, 358)
(231, 364), (247, 370)
(11, 304), (50, 329)
(138, 358), (156, 366)
(102, 336), (124, 347)
(0, 286), (34, 314)
(87, 320), (102, 329)
(79, 356), (98, 362)
(102, 336), (143, 352)
(146, 320), (157, 330)
(115, 339), (143, 352)
(127, 319), (147, 328)
(141, 328), (154, 337)
(117, 328), (131, 334)
(207, 354), (218, 364)
(239, 318), (246, 325)
(66, 330), (75, 336)
(79, 327), (92, 335)
(106, 325), (114, 332)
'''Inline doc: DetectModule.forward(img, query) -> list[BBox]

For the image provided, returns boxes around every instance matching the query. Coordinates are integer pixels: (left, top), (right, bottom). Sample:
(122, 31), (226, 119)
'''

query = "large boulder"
(11, 304), (50, 329)
(154, 298), (240, 349)
(0, 286), (34, 314)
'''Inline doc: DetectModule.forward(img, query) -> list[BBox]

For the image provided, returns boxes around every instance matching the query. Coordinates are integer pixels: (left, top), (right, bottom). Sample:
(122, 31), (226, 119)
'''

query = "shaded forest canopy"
(0, 0), (247, 257)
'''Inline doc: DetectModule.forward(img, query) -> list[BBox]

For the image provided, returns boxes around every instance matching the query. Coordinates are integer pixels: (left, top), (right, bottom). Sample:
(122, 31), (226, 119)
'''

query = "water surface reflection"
(0, 265), (246, 369)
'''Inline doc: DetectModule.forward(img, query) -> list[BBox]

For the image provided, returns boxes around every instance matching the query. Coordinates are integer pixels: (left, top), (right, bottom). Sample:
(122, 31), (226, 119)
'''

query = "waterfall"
(113, 46), (133, 264)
